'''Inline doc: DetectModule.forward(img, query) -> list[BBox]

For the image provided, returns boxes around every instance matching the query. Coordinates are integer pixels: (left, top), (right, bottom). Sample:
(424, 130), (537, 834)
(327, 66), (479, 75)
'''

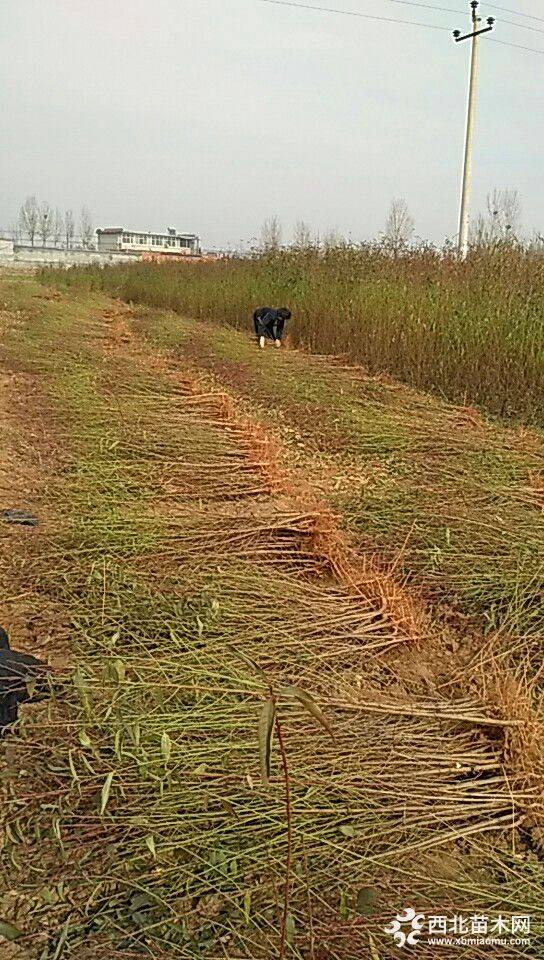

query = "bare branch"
(8, 220), (21, 243)
(79, 206), (94, 249)
(473, 188), (522, 247)
(19, 196), (39, 248)
(64, 209), (75, 249)
(260, 216), (282, 252)
(322, 228), (344, 251)
(52, 209), (63, 247)
(38, 202), (54, 248)
(292, 220), (313, 249)
(384, 198), (415, 252)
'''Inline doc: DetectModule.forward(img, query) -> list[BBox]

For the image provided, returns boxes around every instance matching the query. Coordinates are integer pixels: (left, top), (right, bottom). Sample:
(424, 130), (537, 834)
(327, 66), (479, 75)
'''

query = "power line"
(485, 2), (544, 24)
(372, 0), (544, 33)
(251, 0), (544, 55)
(376, 0), (463, 16)
(386, 0), (544, 26)
(496, 17), (544, 36)
(253, 0), (452, 31)
(253, 0), (544, 37)
(489, 34), (544, 53)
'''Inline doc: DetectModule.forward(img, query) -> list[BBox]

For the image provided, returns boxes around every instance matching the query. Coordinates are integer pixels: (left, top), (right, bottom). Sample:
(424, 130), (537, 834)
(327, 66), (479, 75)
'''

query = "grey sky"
(1, 0), (543, 248)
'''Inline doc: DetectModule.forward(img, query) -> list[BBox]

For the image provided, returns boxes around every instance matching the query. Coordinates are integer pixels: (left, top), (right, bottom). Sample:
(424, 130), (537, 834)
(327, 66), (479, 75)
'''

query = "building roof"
(97, 227), (199, 239)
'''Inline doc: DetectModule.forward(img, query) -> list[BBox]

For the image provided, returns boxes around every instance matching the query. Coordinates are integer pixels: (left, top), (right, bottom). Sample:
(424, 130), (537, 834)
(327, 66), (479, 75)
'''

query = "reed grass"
(43, 243), (544, 425)
(116, 301), (543, 638)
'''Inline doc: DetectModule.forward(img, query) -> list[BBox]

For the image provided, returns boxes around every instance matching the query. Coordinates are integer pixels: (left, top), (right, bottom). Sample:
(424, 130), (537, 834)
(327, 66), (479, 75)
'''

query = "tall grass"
(45, 244), (544, 425)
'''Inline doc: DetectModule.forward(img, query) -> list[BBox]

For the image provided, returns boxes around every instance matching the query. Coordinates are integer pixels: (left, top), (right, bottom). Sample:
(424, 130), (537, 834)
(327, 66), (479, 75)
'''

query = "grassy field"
(114, 300), (543, 640)
(0, 274), (543, 958)
(44, 245), (544, 425)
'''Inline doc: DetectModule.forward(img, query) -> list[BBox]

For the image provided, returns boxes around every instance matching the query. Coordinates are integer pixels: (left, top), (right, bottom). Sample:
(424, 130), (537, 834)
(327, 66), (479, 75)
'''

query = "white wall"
(0, 238), (15, 261)
(0, 244), (139, 268)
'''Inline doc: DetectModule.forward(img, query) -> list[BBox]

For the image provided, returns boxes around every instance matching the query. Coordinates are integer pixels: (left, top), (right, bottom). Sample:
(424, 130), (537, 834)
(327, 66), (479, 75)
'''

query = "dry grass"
(180, 368), (427, 641)
(0, 277), (543, 958)
(110, 298), (543, 641)
(43, 243), (544, 425)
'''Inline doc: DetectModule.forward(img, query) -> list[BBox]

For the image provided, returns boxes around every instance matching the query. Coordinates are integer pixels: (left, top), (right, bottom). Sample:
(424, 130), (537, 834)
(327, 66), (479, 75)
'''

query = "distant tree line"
(256, 186), (537, 257)
(10, 197), (94, 249)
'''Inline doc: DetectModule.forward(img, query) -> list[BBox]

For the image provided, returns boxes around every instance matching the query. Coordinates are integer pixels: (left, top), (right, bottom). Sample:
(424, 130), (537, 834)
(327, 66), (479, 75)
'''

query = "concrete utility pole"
(453, 1), (495, 259)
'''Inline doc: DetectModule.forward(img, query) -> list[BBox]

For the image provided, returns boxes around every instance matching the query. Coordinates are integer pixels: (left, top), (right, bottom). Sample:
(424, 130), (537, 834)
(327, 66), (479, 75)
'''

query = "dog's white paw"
(259, 336), (265, 349)
(275, 339), (281, 348)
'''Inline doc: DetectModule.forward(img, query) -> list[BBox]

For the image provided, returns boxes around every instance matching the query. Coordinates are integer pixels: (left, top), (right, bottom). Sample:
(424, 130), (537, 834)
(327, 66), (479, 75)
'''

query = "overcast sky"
(1, 0), (543, 248)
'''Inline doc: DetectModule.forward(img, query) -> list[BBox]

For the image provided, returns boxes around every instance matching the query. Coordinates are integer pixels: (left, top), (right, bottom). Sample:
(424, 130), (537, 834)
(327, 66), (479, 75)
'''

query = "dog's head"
(278, 308), (291, 320)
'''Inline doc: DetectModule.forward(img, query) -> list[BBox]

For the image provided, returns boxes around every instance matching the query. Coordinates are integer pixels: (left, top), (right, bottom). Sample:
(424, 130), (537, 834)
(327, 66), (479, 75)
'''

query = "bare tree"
(470, 212), (491, 247)
(260, 216), (282, 251)
(486, 188), (521, 242)
(64, 209), (75, 249)
(79, 206), (94, 249)
(38, 201), (54, 247)
(8, 220), (21, 243)
(292, 219), (313, 249)
(384, 198), (415, 251)
(471, 188), (522, 247)
(52, 208), (63, 247)
(529, 231), (544, 251)
(19, 196), (39, 247)
(322, 228), (343, 251)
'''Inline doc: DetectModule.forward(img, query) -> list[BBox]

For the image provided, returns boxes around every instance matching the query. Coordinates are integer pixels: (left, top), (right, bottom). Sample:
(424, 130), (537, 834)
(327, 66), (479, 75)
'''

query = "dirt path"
(0, 277), (542, 959)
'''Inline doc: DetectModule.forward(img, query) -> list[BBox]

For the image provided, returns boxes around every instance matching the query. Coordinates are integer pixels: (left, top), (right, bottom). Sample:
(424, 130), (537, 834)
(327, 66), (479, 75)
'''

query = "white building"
(96, 226), (201, 255)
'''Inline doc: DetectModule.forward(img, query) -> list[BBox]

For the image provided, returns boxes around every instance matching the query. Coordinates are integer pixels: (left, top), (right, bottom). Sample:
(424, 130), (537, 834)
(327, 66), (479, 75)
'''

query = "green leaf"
(5, 822), (23, 845)
(368, 932), (381, 960)
(219, 798), (237, 819)
(258, 698), (275, 787)
(99, 772), (114, 816)
(40, 887), (57, 905)
(145, 835), (156, 859)
(79, 730), (92, 749)
(281, 686), (334, 739)
(339, 825), (355, 838)
(356, 887), (377, 916)
(73, 669), (91, 715)
(129, 722), (140, 747)
(0, 920), (24, 940)
(161, 732), (172, 765)
(227, 644), (269, 683)
(51, 918), (70, 960)
(243, 891), (251, 923)
(113, 659), (126, 683)
(340, 890), (349, 920)
(13, 820), (25, 843)
(68, 750), (79, 783)
(285, 913), (296, 945)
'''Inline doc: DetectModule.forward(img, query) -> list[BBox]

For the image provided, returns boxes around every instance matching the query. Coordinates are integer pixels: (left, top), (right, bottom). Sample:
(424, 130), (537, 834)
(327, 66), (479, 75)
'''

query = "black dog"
(0, 626), (49, 736)
(253, 307), (291, 349)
